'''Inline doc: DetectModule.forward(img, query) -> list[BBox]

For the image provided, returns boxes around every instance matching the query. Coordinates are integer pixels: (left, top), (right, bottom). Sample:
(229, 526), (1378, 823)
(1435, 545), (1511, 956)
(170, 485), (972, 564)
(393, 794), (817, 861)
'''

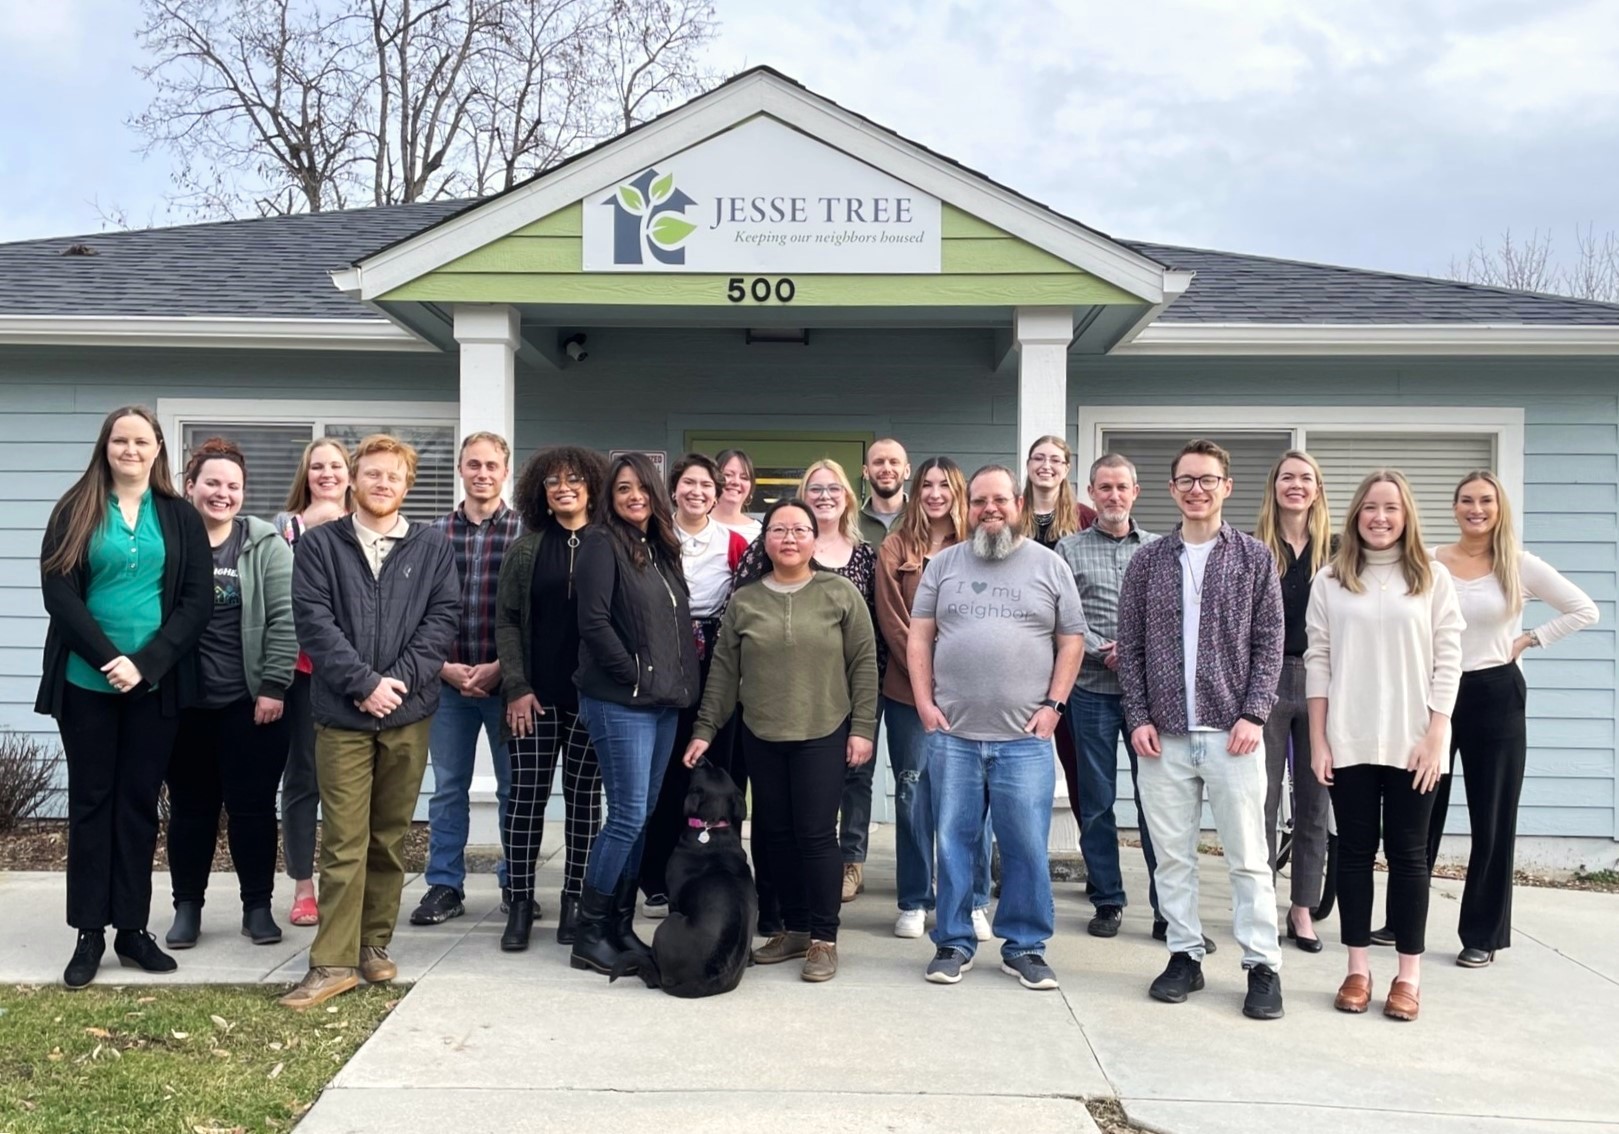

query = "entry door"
(683, 429), (894, 826)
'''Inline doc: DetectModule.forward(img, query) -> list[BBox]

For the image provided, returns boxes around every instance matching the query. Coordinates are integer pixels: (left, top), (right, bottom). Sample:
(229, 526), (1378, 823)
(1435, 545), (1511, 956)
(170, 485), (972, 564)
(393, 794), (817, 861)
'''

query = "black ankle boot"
(114, 929), (178, 973)
(241, 906), (282, 945)
(501, 898), (536, 952)
(568, 886), (620, 974)
(64, 930), (105, 989)
(555, 893), (580, 945)
(607, 875), (654, 971)
(166, 901), (202, 949)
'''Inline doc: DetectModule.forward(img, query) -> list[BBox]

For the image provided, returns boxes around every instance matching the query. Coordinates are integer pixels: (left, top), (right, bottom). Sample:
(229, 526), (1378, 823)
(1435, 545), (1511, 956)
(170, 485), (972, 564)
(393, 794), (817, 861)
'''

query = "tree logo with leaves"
(602, 167), (698, 266)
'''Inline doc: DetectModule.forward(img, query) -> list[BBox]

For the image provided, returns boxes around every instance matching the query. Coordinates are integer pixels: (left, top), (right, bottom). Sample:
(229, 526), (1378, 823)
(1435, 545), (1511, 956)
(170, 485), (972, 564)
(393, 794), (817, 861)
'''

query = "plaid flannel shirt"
(433, 502), (523, 666)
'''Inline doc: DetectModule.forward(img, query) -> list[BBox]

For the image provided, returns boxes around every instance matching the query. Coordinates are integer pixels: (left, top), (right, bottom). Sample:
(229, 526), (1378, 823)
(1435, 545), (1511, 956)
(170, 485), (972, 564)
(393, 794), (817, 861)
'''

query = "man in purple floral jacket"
(1117, 438), (1285, 1021)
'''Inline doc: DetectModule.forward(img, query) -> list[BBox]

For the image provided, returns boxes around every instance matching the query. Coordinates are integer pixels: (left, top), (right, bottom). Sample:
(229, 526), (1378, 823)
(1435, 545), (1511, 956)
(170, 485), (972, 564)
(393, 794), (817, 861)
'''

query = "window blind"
(1305, 432), (1495, 535)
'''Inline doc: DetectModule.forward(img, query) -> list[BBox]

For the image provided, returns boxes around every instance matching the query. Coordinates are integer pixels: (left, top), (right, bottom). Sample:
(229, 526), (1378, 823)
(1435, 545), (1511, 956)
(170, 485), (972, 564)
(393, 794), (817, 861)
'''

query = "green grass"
(0, 983), (397, 1134)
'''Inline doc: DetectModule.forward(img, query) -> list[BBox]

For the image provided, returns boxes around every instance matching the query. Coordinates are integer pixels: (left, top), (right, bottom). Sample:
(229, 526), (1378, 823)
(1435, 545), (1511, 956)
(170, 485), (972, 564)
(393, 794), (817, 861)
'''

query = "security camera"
(565, 333), (588, 362)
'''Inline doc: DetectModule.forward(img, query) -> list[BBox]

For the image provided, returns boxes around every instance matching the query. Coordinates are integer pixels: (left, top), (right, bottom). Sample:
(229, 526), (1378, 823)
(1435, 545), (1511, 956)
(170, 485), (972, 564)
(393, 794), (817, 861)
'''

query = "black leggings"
(166, 699), (292, 910)
(743, 716), (847, 942)
(1331, 763), (1436, 953)
(1428, 664), (1527, 951)
(59, 683), (178, 931)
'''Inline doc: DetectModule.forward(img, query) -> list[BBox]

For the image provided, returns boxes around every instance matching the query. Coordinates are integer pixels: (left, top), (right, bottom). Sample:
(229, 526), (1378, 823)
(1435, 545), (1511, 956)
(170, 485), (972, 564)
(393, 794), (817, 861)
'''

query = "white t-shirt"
(677, 517), (735, 619)
(1180, 537), (1216, 730)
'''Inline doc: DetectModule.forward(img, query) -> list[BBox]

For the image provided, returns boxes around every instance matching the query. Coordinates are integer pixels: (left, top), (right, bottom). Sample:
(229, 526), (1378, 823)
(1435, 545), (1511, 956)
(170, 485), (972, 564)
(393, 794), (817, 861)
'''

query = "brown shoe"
(1334, 972), (1372, 1014)
(751, 931), (812, 965)
(841, 863), (864, 903)
(278, 966), (360, 1010)
(1383, 979), (1421, 1021)
(801, 940), (838, 983)
(359, 945), (397, 983)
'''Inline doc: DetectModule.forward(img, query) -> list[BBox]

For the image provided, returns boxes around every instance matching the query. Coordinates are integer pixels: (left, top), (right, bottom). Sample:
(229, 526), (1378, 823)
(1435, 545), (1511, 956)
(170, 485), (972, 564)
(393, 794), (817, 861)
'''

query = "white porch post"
(1014, 306), (1081, 857)
(452, 304), (520, 845)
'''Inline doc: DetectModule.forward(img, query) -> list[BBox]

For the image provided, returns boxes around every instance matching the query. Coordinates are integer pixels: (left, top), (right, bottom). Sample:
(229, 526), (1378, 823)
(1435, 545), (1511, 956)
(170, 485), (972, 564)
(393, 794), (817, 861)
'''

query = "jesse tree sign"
(582, 116), (942, 273)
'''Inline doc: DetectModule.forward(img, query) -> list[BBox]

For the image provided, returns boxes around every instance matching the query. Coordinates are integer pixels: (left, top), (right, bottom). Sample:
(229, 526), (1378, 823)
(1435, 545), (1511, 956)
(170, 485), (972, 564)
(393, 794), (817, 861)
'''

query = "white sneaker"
(894, 909), (926, 939)
(972, 907), (993, 942)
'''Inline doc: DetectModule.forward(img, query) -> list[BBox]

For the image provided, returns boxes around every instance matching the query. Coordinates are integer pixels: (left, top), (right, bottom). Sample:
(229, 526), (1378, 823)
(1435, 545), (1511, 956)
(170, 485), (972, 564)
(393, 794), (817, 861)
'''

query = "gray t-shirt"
(911, 538), (1087, 741)
(198, 520), (249, 708)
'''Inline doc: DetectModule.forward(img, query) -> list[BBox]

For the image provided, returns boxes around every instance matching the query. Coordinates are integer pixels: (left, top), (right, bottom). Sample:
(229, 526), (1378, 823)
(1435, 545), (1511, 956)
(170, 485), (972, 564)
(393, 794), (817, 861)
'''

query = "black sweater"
(573, 525), (698, 710)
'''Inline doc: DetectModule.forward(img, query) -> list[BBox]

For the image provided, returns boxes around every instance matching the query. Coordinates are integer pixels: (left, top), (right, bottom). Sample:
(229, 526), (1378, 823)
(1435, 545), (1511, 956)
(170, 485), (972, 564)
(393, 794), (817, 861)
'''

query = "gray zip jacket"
(291, 517), (461, 731)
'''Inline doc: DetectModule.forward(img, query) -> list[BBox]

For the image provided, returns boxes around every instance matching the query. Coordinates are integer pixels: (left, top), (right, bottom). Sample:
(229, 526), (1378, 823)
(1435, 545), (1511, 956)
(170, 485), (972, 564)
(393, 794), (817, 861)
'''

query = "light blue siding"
(1, 343), (1614, 842)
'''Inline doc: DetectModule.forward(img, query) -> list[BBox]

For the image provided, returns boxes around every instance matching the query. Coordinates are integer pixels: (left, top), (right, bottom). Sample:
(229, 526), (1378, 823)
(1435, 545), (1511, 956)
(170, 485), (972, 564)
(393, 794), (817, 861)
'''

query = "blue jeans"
(886, 698), (990, 912)
(928, 732), (1054, 959)
(578, 694), (678, 894)
(1069, 688), (1158, 913)
(425, 684), (510, 892)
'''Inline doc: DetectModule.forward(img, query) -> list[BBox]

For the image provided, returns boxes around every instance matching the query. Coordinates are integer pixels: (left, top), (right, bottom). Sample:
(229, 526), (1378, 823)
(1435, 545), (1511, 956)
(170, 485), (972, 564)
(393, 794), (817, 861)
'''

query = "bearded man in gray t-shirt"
(908, 465), (1085, 991)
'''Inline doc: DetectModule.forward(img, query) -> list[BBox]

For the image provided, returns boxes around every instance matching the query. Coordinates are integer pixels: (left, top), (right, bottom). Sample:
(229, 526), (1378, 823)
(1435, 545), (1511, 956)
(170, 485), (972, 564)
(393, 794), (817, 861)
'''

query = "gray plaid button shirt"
(1054, 521), (1157, 696)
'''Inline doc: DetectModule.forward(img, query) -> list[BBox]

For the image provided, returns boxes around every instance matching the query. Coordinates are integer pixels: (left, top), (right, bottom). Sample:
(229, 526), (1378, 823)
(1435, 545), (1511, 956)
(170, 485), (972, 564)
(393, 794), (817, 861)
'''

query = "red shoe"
(289, 895), (319, 927)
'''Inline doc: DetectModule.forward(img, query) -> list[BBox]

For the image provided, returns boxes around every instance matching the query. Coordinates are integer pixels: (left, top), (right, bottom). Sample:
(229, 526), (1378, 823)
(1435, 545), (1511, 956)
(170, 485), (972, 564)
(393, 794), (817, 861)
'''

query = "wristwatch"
(1040, 698), (1068, 717)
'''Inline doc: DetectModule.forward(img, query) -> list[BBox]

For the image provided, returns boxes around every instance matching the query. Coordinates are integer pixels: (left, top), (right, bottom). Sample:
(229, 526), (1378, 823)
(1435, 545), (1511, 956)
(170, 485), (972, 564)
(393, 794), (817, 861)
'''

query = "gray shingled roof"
(2, 201), (1618, 326)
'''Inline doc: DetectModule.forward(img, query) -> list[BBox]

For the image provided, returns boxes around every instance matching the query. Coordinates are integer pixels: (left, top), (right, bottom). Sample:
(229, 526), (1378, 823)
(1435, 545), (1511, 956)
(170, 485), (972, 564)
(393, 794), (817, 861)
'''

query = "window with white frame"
(159, 400), (459, 525)
(1076, 408), (1524, 537)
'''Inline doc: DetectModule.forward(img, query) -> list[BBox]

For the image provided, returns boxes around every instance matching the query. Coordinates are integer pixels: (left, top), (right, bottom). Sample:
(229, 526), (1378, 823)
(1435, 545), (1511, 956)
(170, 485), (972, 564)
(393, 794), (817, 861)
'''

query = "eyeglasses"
(544, 474), (586, 488)
(804, 484), (845, 497)
(1172, 474), (1228, 492)
(1028, 455), (1068, 467)
(766, 525), (815, 540)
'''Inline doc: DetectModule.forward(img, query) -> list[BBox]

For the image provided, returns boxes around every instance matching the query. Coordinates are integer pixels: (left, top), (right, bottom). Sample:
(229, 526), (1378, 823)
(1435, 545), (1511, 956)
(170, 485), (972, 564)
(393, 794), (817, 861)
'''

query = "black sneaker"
(1152, 917), (1217, 954)
(409, 884), (465, 926)
(64, 930), (104, 989)
(1088, 905), (1123, 938)
(1243, 963), (1284, 1019)
(1369, 924), (1396, 947)
(1149, 951), (1205, 1003)
(113, 929), (177, 973)
(925, 946), (973, 984)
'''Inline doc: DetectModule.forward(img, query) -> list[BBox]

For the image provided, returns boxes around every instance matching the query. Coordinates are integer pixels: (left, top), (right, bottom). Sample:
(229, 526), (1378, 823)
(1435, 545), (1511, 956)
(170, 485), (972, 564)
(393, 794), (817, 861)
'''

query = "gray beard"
(972, 525), (1017, 560)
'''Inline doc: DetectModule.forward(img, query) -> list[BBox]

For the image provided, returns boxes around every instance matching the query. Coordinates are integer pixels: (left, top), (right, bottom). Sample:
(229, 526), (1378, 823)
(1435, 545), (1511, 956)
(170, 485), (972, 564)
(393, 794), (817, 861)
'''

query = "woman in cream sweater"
(1305, 470), (1463, 1022)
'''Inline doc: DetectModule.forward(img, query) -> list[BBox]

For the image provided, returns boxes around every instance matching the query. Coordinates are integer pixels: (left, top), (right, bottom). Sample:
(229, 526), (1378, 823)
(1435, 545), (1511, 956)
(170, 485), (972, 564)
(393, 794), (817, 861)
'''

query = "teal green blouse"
(65, 491), (167, 692)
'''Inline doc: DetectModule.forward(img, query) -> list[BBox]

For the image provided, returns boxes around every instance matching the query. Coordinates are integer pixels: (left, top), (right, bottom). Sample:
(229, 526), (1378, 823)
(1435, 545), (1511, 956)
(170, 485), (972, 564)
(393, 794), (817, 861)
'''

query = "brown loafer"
(1383, 979), (1420, 1021)
(359, 945), (397, 983)
(1334, 972), (1372, 1013)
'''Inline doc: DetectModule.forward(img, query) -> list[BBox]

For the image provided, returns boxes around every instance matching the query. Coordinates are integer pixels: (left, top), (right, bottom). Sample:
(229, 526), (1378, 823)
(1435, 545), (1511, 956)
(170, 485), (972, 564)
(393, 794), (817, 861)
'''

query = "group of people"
(39, 408), (1595, 1023)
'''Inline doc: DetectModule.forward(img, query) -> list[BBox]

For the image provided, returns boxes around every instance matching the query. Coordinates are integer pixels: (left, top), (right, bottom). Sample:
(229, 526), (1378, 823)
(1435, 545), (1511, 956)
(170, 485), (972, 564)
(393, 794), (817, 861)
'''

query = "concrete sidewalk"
(5, 830), (1618, 1134)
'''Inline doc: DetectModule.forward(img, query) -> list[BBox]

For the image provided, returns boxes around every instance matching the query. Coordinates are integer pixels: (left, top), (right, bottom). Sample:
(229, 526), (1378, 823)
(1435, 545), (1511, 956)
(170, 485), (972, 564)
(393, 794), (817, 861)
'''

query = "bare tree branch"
(1449, 225), (1619, 302)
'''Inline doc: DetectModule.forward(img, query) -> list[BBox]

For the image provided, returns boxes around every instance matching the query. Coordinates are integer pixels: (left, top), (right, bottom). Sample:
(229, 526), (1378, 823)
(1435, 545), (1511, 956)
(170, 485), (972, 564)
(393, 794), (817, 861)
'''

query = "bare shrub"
(0, 732), (59, 831)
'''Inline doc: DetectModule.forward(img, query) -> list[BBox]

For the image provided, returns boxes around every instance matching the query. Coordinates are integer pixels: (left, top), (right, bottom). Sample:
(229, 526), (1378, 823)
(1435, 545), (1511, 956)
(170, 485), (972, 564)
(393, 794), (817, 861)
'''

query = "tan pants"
(308, 720), (431, 970)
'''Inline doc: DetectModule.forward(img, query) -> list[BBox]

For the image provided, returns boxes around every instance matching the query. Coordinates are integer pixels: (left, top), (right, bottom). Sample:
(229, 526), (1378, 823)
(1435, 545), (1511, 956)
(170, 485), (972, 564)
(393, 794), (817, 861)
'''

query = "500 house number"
(726, 277), (796, 303)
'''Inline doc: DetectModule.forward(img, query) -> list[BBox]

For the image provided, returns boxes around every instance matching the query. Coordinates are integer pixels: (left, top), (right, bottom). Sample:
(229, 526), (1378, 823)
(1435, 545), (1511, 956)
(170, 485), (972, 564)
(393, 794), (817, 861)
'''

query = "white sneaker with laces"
(894, 909), (926, 939)
(972, 907), (993, 942)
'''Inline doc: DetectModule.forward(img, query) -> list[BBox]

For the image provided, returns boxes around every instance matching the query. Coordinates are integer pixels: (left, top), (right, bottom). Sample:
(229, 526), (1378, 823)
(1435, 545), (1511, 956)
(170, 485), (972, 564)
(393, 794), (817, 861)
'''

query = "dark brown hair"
(1172, 438), (1232, 479)
(597, 452), (682, 570)
(668, 452), (721, 497)
(513, 445), (609, 531)
(43, 406), (177, 575)
(183, 436), (246, 487)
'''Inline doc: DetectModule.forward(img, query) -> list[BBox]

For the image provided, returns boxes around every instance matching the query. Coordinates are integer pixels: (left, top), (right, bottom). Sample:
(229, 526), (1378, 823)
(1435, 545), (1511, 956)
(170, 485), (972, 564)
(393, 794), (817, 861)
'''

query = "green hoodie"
(235, 515), (298, 701)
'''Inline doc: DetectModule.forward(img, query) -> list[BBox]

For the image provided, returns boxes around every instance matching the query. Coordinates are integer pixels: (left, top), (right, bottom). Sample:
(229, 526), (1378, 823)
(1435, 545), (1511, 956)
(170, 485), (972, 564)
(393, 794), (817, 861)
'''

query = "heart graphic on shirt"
(971, 581), (988, 594)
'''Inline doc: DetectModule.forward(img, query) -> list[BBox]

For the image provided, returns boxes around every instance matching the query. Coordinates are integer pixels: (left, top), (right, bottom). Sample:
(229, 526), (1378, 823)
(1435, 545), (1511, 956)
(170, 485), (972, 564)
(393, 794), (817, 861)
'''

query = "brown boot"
(279, 966), (360, 1010)
(359, 946), (397, 983)
(841, 864), (864, 903)
(801, 940), (838, 983)
(1383, 980), (1421, 1021)
(1334, 972), (1372, 1014)
(751, 931), (811, 965)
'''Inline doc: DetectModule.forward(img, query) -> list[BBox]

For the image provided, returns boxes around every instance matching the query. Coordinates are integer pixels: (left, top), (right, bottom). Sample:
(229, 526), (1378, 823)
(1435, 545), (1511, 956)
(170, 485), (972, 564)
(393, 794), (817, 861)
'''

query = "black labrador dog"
(613, 761), (756, 998)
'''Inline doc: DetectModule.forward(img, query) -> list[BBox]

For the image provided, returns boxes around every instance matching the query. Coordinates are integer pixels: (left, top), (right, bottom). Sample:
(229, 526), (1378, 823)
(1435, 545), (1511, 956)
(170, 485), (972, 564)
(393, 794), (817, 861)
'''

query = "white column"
(1014, 307), (1073, 463)
(452, 304), (520, 844)
(1014, 307), (1081, 857)
(452, 304), (520, 454)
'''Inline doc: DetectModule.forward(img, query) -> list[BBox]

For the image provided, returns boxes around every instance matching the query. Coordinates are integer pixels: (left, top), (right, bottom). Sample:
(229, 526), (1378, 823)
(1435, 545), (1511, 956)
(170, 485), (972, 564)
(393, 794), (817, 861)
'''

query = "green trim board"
(383, 203), (1140, 307)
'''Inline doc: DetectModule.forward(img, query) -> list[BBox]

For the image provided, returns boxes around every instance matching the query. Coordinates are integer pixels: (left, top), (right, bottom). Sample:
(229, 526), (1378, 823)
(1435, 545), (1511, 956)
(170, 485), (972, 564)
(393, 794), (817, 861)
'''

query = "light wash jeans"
(1135, 729), (1281, 970)
(425, 684), (510, 892)
(885, 698), (991, 912)
(928, 732), (1054, 960)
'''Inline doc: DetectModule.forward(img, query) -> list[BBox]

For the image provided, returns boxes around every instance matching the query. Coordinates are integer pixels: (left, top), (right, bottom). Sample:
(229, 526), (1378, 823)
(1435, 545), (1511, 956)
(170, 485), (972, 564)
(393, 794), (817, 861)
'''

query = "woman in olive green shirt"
(38, 406), (212, 989)
(683, 499), (878, 983)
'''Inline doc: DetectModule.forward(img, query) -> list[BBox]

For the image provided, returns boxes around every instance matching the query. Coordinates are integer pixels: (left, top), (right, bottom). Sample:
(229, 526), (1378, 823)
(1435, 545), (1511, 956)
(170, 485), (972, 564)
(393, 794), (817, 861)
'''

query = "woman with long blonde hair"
(1305, 470), (1463, 1021)
(1401, 470), (1596, 968)
(1018, 435), (1097, 548)
(1253, 451), (1334, 952)
(272, 437), (353, 928)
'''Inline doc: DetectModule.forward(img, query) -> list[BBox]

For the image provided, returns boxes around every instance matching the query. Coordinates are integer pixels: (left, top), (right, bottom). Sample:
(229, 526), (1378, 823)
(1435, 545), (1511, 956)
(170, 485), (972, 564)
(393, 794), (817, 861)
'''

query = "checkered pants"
(503, 707), (601, 900)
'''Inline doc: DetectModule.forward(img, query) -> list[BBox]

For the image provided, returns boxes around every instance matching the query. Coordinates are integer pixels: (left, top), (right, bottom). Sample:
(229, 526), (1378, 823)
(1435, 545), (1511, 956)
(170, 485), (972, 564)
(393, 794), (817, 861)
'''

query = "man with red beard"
(280, 435), (460, 1009)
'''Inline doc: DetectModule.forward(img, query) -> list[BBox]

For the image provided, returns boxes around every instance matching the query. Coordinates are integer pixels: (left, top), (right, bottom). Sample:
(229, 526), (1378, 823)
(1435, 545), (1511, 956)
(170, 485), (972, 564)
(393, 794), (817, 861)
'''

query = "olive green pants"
(308, 720), (432, 970)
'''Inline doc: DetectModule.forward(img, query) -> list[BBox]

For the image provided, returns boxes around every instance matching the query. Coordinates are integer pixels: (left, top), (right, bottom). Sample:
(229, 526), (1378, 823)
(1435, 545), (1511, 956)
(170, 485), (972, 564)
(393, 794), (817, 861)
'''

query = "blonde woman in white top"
(1306, 470), (1463, 1021)
(1422, 470), (1596, 969)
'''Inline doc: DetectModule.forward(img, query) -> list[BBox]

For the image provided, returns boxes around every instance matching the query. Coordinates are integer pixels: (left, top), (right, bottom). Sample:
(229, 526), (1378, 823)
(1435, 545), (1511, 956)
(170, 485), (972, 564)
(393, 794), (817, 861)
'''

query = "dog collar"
(688, 817), (730, 844)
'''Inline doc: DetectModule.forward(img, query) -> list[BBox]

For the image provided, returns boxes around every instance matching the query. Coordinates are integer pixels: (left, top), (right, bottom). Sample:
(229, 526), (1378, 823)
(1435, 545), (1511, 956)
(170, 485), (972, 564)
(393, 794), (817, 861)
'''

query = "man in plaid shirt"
(410, 431), (525, 926)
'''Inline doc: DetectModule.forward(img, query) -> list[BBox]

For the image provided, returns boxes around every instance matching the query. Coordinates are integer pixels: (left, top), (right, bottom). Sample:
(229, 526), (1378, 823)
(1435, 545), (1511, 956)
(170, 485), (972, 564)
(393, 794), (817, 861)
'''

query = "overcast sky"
(1, 0), (1615, 278)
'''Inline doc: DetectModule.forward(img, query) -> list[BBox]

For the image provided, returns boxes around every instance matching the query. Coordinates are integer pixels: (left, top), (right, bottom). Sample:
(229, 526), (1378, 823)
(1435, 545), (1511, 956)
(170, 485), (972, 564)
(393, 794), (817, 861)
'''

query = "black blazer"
(36, 492), (214, 719)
